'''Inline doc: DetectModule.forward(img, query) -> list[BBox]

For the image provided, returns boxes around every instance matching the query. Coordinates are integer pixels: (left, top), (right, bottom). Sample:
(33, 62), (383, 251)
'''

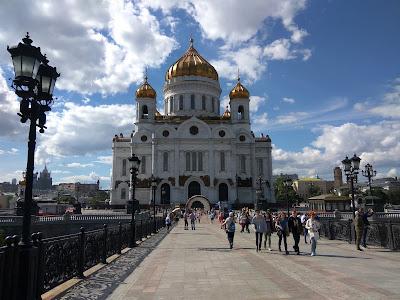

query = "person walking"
(241, 212), (250, 233)
(276, 212), (290, 254)
(197, 212), (202, 223)
(189, 211), (196, 230)
(221, 212), (236, 249)
(354, 211), (364, 251)
(360, 208), (373, 248)
(263, 211), (273, 251)
(300, 213), (308, 243)
(288, 209), (302, 255)
(165, 214), (171, 232)
(305, 211), (321, 256)
(252, 210), (268, 252)
(183, 210), (189, 230)
(210, 211), (215, 224)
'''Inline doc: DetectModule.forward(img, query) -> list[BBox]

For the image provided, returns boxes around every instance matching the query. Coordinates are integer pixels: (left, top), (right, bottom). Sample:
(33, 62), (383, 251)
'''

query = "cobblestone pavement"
(56, 220), (400, 300)
(54, 228), (170, 300)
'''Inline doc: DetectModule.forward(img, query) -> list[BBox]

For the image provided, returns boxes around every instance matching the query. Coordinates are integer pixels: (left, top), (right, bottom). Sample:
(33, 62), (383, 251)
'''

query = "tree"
(387, 190), (400, 205)
(90, 190), (109, 207)
(53, 195), (76, 204)
(310, 186), (322, 197)
(274, 178), (299, 205)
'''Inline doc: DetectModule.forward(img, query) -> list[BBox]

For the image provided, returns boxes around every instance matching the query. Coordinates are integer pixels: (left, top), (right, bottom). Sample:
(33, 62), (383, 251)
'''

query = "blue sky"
(0, 0), (399, 189)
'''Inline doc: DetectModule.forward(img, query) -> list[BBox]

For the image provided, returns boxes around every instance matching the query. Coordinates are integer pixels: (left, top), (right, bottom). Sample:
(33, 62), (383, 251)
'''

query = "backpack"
(228, 220), (235, 232)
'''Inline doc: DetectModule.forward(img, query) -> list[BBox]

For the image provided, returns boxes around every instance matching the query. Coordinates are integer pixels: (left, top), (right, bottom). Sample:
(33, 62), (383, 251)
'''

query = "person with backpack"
(252, 210), (268, 252)
(221, 212), (236, 249)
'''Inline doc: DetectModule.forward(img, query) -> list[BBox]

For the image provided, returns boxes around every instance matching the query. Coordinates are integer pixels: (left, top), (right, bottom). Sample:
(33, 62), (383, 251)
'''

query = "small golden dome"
(229, 77), (250, 100)
(135, 76), (156, 98)
(19, 179), (26, 185)
(221, 106), (231, 119)
(165, 39), (218, 82)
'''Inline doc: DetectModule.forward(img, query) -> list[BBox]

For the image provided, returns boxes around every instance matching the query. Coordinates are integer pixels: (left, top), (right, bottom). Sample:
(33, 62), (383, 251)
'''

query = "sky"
(0, 0), (399, 189)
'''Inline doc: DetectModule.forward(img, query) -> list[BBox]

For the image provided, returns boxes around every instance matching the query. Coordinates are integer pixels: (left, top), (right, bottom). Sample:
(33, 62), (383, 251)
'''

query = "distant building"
(12, 178), (17, 185)
(34, 165), (53, 190)
(333, 167), (342, 188)
(308, 194), (351, 212)
(57, 180), (100, 203)
(272, 173), (298, 184)
(0, 182), (18, 193)
(292, 178), (335, 200)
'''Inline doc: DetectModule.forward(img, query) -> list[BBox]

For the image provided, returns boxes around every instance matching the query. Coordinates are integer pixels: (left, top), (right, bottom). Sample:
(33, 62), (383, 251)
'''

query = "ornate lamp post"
(128, 153), (141, 248)
(283, 178), (293, 216)
(151, 174), (157, 233)
(342, 154), (361, 219)
(8, 33), (59, 299)
(235, 173), (240, 203)
(255, 175), (267, 211)
(362, 163), (376, 196)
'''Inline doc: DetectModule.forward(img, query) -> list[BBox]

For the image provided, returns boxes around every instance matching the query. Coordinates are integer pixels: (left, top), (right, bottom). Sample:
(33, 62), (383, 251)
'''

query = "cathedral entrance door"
(188, 181), (201, 199)
(219, 183), (228, 202)
(185, 195), (211, 212)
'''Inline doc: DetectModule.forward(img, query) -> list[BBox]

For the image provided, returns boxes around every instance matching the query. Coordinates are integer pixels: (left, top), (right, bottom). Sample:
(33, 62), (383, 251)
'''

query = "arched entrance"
(188, 181), (201, 199)
(185, 195), (211, 212)
(219, 183), (228, 202)
(161, 183), (170, 205)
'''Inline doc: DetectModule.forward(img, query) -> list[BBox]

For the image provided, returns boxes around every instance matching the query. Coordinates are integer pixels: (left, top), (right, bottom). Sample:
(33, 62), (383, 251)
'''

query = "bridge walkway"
(54, 219), (400, 300)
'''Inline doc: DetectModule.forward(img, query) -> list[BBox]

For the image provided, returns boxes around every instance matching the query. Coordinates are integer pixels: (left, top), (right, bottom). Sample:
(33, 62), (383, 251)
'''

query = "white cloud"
(282, 97), (295, 104)
(52, 170), (71, 174)
(94, 156), (113, 164)
(0, 0), (177, 95)
(253, 112), (269, 126)
(7, 148), (19, 154)
(56, 171), (109, 184)
(249, 95), (267, 112)
(67, 163), (94, 168)
(263, 39), (294, 60)
(35, 102), (135, 164)
(276, 112), (309, 124)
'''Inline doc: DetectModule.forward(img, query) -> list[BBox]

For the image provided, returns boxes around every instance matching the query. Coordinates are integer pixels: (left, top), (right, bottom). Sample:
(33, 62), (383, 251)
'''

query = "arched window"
(186, 152), (191, 171)
(220, 152), (225, 171)
(240, 155), (246, 173)
(122, 159), (127, 176)
(179, 95), (183, 110)
(238, 105), (244, 119)
(141, 156), (146, 174)
(202, 95), (206, 110)
(170, 97), (174, 112)
(198, 152), (203, 171)
(192, 152), (197, 171)
(136, 103), (139, 120)
(163, 152), (168, 171)
(212, 97), (215, 112)
(142, 105), (148, 119)
(191, 94), (195, 109)
(121, 188), (126, 200)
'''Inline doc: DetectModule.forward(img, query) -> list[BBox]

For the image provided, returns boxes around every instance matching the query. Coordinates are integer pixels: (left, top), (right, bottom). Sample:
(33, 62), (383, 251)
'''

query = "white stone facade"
(110, 43), (274, 207)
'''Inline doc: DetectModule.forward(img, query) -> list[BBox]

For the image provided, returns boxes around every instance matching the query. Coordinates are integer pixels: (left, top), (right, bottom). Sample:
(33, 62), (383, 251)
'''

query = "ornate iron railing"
(319, 219), (400, 250)
(0, 216), (166, 299)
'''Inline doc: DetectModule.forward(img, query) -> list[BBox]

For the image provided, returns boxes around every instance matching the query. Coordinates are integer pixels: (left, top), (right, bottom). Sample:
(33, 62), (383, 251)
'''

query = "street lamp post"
(342, 154), (361, 220)
(255, 175), (266, 211)
(128, 153), (141, 248)
(362, 163), (376, 196)
(235, 173), (240, 203)
(283, 178), (293, 216)
(151, 174), (157, 233)
(8, 33), (59, 299)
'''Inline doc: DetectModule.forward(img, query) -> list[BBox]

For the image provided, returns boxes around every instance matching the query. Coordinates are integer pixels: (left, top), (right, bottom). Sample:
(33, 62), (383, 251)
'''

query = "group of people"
(221, 209), (322, 256)
(354, 207), (374, 251)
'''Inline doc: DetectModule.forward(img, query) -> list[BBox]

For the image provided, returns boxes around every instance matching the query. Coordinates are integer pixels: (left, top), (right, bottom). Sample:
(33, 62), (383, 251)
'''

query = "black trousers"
(279, 233), (288, 251)
(255, 232), (263, 250)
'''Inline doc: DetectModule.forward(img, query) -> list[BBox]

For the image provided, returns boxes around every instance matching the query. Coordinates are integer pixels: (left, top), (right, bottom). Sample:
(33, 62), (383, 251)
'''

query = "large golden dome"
(135, 77), (156, 98)
(165, 39), (218, 82)
(229, 77), (250, 99)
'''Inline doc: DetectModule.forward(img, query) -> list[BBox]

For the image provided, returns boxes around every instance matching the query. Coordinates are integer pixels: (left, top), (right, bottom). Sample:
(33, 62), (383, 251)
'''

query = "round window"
(219, 130), (226, 137)
(239, 135), (246, 142)
(141, 135), (147, 142)
(162, 130), (169, 137)
(190, 126), (199, 135)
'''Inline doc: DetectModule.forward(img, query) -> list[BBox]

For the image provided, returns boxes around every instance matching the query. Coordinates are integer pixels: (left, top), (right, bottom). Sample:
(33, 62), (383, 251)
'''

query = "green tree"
(387, 190), (400, 205)
(89, 190), (109, 207)
(53, 195), (76, 204)
(274, 178), (299, 205)
(310, 186), (322, 197)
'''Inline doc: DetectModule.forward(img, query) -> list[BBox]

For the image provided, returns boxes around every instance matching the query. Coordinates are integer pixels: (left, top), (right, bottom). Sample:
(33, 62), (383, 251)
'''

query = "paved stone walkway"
(56, 220), (400, 300)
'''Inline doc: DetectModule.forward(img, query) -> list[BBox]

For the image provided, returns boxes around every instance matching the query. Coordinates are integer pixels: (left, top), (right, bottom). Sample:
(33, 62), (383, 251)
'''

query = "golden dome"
(221, 106), (231, 119)
(135, 77), (156, 98)
(165, 39), (218, 82)
(229, 77), (250, 99)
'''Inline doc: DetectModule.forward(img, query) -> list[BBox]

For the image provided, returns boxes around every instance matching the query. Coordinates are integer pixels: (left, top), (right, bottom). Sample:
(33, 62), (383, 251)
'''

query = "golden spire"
(229, 76), (250, 100)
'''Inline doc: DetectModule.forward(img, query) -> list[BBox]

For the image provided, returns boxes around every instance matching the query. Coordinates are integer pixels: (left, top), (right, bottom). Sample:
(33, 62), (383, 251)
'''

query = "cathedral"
(110, 38), (274, 208)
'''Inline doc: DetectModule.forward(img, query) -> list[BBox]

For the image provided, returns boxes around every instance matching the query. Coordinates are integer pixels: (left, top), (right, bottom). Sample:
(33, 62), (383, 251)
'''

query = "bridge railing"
(0, 216), (166, 300)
